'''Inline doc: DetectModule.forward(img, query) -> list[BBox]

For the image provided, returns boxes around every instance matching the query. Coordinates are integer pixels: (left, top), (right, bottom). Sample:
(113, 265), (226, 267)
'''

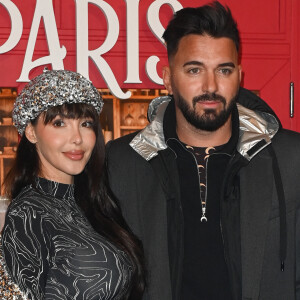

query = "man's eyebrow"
(182, 61), (236, 68)
(218, 62), (236, 68)
(183, 61), (204, 67)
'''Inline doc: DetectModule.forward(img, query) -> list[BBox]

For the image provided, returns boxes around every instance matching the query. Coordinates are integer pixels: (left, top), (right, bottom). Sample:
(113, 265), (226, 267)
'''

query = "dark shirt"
(2, 177), (132, 300)
(169, 140), (232, 300)
(163, 98), (240, 299)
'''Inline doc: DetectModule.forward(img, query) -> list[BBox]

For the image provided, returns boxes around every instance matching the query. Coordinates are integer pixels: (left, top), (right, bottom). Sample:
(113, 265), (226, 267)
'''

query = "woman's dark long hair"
(4, 103), (146, 299)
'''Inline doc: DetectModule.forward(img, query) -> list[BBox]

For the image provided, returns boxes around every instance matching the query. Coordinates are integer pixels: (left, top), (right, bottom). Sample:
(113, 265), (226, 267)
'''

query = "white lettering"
(124, 0), (142, 84)
(146, 0), (182, 84)
(17, 0), (66, 82)
(0, 0), (23, 54)
(76, 0), (130, 99)
(146, 56), (163, 85)
(0, 0), (185, 91)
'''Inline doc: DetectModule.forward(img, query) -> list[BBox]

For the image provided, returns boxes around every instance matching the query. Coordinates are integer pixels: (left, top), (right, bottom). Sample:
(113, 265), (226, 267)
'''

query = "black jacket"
(106, 88), (300, 300)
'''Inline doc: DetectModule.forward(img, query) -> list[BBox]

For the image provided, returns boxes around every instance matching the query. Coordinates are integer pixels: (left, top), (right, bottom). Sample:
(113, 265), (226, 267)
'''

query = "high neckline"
(35, 177), (75, 201)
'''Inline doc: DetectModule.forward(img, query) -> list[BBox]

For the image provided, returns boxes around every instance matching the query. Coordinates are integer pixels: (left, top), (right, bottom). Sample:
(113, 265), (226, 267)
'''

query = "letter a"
(17, 0), (66, 82)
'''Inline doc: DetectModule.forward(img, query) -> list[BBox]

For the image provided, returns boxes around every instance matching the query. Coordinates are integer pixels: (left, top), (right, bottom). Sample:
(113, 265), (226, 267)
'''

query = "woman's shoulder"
(7, 185), (52, 216)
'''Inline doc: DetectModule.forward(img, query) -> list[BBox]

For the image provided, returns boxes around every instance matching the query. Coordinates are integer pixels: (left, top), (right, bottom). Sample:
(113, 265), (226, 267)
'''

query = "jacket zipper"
(206, 152), (232, 273)
(219, 153), (238, 299)
(167, 139), (201, 299)
(166, 138), (185, 300)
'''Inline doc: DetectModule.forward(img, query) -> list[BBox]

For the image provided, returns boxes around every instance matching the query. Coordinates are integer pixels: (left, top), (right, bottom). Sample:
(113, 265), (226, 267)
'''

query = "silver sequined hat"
(13, 69), (104, 135)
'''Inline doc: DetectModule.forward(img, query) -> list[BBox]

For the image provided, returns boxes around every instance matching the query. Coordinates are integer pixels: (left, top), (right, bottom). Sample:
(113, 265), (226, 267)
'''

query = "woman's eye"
(81, 120), (94, 128)
(52, 119), (65, 127)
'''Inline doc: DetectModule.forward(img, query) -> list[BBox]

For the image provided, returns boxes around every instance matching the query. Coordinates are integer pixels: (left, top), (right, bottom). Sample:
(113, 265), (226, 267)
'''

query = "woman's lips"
(63, 150), (84, 160)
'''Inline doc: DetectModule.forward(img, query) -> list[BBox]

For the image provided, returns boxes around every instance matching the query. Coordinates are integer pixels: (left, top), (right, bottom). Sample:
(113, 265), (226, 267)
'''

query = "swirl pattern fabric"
(1, 177), (132, 299)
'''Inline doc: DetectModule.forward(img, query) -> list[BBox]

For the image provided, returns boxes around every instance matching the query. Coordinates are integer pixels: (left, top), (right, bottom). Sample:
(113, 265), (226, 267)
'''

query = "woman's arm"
(2, 197), (51, 300)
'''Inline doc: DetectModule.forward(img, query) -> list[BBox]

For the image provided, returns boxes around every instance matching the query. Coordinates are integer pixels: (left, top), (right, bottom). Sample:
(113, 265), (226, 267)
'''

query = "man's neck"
(176, 114), (232, 148)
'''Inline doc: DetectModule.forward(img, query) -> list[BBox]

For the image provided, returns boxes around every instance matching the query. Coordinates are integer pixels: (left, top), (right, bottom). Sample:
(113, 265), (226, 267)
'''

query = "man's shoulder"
(272, 128), (300, 160)
(106, 131), (148, 164)
(106, 132), (137, 153)
(108, 131), (137, 146)
(273, 128), (300, 146)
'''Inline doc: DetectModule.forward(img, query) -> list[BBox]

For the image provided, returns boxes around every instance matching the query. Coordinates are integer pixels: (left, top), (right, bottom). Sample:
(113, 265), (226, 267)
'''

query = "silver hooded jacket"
(129, 95), (279, 162)
(106, 94), (300, 300)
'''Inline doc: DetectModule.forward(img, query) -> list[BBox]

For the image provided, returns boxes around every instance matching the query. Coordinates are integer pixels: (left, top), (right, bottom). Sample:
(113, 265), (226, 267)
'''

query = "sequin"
(13, 69), (104, 135)
(0, 236), (27, 299)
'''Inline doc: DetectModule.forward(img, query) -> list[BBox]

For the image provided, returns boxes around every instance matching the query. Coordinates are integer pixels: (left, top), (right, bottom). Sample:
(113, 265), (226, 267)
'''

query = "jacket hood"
(130, 90), (280, 161)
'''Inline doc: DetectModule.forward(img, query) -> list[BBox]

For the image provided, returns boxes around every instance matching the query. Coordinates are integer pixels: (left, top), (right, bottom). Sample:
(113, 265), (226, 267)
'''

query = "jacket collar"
(130, 94), (279, 161)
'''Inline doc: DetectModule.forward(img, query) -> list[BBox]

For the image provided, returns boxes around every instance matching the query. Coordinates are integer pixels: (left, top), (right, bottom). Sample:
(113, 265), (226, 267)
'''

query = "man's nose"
(202, 72), (217, 94)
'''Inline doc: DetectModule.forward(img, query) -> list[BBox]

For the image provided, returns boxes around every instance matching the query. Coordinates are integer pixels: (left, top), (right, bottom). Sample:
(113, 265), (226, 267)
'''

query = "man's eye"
(219, 68), (233, 75)
(52, 119), (65, 127)
(188, 68), (200, 74)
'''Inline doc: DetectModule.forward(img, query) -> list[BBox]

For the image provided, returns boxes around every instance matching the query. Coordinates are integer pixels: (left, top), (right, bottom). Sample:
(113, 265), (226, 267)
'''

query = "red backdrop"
(0, 0), (299, 130)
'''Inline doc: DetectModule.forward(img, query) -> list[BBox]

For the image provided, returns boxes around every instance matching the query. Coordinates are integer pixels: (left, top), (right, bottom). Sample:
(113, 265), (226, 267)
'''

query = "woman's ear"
(25, 123), (37, 144)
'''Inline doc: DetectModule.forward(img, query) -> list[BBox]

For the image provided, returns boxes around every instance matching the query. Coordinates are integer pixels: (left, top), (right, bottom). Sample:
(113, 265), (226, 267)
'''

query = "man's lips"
(195, 100), (221, 107)
(63, 150), (84, 160)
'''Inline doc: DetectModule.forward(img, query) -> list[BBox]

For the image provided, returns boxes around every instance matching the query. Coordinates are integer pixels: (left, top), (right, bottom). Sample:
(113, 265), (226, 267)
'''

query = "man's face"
(163, 34), (242, 131)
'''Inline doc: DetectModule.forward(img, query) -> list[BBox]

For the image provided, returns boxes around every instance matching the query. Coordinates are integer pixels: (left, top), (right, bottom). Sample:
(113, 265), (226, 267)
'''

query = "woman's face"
(25, 114), (96, 184)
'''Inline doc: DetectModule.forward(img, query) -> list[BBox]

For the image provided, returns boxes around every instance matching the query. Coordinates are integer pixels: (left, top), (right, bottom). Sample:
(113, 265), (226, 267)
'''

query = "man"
(106, 1), (300, 299)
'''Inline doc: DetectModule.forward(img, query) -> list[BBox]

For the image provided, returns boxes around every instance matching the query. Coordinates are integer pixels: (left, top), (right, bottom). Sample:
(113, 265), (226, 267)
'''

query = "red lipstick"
(63, 150), (84, 160)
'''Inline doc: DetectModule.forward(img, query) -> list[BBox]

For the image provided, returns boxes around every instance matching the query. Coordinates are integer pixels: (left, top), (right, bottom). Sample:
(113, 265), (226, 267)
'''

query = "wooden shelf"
(113, 94), (151, 139)
(120, 126), (145, 130)
(96, 88), (163, 139)
(0, 154), (15, 158)
(98, 88), (168, 139)
(0, 154), (15, 195)
(119, 96), (154, 101)
(0, 88), (18, 196)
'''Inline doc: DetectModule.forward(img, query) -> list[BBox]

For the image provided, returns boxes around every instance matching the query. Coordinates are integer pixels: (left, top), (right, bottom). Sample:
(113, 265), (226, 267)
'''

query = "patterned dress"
(1, 177), (133, 299)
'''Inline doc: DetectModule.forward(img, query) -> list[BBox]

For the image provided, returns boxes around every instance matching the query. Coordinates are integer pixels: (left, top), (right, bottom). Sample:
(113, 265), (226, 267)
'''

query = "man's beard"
(175, 91), (238, 131)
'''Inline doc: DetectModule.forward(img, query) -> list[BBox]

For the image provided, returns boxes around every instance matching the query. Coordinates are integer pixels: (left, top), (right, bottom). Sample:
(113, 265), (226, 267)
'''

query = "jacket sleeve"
(296, 205), (300, 299)
(2, 198), (51, 300)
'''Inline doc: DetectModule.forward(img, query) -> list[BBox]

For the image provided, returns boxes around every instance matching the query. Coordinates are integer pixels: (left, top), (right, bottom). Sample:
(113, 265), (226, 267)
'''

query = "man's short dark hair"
(162, 1), (240, 59)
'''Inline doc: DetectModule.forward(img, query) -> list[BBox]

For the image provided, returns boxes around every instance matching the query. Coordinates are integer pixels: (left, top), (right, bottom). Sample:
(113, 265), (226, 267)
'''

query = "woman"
(0, 69), (145, 299)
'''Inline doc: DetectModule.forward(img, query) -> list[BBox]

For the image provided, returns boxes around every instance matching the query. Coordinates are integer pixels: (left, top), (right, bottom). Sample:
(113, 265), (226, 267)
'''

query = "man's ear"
(25, 123), (37, 144)
(162, 66), (173, 95)
(238, 64), (242, 84)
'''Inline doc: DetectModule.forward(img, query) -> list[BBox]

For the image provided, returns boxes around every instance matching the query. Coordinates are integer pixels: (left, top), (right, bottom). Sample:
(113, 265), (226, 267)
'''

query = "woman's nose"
(71, 126), (83, 145)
